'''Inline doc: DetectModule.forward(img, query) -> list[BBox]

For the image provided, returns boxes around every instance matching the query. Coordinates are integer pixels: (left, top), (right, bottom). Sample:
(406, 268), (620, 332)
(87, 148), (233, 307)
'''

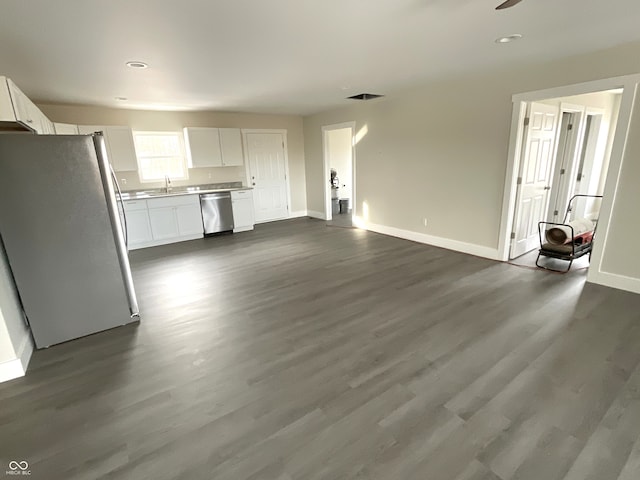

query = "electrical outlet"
(208, 173), (212, 179)
(121, 178), (127, 185)
(423, 218), (428, 227)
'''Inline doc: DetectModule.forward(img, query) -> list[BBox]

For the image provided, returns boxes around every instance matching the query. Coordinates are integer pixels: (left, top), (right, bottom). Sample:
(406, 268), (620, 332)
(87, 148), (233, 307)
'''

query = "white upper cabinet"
(219, 128), (244, 166)
(105, 126), (138, 172)
(6, 79), (32, 127)
(0, 78), (14, 123)
(77, 125), (105, 134)
(39, 116), (55, 135)
(78, 125), (138, 172)
(184, 127), (244, 167)
(0, 76), (55, 134)
(54, 123), (79, 134)
(184, 127), (223, 168)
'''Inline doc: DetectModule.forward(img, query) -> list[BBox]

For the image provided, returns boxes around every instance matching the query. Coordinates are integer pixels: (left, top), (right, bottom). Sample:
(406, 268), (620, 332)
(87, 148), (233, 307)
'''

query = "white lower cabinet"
(122, 192), (256, 250)
(122, 200), (153, 249)
(148, 207), (180, 240)
(126, 210), (154, 246)
(123, 194), (203, 250)
(231, 189), (255, 232)
(176, 204), (205, 235)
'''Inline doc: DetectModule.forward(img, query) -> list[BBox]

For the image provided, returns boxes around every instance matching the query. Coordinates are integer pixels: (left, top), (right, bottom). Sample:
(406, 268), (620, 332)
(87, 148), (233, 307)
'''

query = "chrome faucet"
(164, 175), (172, 193)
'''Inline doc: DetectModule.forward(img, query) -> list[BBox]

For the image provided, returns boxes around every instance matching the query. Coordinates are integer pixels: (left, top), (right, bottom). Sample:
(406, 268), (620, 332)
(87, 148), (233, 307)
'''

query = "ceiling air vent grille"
(347, 93), (384, 100)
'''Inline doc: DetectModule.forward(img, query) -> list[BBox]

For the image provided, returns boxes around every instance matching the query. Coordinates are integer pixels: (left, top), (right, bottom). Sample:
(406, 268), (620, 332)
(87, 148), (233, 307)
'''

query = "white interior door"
(547, 112), (579, 223)
(246, 133), (289, 223)
(510, 102), (559, 259)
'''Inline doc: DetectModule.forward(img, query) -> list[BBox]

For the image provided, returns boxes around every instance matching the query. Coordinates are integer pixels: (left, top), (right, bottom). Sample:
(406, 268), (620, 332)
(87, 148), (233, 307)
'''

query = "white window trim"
(133, 131), (189, 183)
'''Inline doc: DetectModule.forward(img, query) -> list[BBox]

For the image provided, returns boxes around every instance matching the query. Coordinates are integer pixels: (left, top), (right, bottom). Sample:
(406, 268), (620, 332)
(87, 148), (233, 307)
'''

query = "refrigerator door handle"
(110, 165), (128, 248)
(93, 133), (140, 318)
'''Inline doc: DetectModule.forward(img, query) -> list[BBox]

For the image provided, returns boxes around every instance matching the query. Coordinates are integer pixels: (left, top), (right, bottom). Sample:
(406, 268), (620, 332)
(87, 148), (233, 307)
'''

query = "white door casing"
(245, 132), (289, 223)
(510, 102), (560, 259)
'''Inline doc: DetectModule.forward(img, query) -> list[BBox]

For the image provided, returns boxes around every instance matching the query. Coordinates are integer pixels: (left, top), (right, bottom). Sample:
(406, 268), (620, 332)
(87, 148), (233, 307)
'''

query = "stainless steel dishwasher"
(200, 192), (234, 234)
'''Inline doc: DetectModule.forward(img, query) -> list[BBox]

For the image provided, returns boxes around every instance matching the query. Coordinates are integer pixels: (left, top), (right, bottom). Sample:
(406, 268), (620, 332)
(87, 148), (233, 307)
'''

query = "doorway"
(243, 131), (291, 223)
(322, 123), (356, 227)
(507, 88), (624, 270)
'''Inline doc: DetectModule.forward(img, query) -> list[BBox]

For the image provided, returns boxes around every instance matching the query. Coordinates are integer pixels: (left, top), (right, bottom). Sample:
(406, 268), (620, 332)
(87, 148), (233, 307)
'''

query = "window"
(133, 131), (188, 182)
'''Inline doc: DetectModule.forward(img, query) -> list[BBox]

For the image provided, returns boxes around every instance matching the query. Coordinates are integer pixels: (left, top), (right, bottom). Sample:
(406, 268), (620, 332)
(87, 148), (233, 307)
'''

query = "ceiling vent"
(347, 93), (384, 100)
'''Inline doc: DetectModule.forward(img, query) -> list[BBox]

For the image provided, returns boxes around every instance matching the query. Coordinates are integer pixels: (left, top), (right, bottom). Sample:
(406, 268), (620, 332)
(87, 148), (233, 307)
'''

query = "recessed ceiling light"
(115, 96), (128, 101)
(496, 34), (523, 44)
(126, 61), (148, 69)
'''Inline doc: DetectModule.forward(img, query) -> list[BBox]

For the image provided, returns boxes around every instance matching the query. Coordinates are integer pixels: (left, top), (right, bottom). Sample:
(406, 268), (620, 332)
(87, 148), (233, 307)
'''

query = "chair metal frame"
(535, 194), (603, 273)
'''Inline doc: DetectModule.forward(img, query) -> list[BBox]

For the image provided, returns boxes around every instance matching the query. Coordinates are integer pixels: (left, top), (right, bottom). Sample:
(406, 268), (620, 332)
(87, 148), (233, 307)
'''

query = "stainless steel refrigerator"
(0, 133), (140, 348)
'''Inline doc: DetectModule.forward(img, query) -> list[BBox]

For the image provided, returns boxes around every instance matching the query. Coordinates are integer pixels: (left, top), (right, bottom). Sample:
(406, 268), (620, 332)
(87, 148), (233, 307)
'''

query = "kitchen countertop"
(120, 184), (252, 201)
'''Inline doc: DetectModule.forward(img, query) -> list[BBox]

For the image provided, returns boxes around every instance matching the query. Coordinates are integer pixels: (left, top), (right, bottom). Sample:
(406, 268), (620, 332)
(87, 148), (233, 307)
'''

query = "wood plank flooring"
(1, 218), (639, 480)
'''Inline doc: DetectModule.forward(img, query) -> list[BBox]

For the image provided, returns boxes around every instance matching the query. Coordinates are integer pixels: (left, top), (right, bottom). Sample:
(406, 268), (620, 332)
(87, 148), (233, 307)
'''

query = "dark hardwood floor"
(1, 218), (639, 480)
(326, 212), (354, 228)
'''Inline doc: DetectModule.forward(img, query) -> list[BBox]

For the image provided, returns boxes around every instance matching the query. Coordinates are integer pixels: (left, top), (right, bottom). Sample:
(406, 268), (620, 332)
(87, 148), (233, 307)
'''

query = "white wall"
(328, 128), (353, 203)
(303, 40), (640, 284)
(0, 239), (32, 382)
(600, 94), (640, 280)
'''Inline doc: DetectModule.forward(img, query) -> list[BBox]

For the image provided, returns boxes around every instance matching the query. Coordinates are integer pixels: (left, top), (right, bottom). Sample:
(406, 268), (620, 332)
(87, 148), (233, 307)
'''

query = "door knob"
(543, 186), (551, 190)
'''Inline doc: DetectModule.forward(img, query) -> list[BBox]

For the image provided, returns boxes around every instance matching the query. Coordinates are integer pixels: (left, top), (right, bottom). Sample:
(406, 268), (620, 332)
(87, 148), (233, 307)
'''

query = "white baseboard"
(289, 210), (308, 219)
(587, 270), (640, 294)
(128, 233), (204, 250)
(307, 210), (327, 220)
(353, 217), (501, 261)
(0, 358), (26, 383)
(0, 332), (33, 384)
(17, 332), (33, 372)
(233, 225), (254, 233)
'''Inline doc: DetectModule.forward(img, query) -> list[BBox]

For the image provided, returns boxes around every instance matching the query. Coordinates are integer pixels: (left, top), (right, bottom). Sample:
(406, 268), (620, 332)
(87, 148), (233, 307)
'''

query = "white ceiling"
(1, 0), (639, 115)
